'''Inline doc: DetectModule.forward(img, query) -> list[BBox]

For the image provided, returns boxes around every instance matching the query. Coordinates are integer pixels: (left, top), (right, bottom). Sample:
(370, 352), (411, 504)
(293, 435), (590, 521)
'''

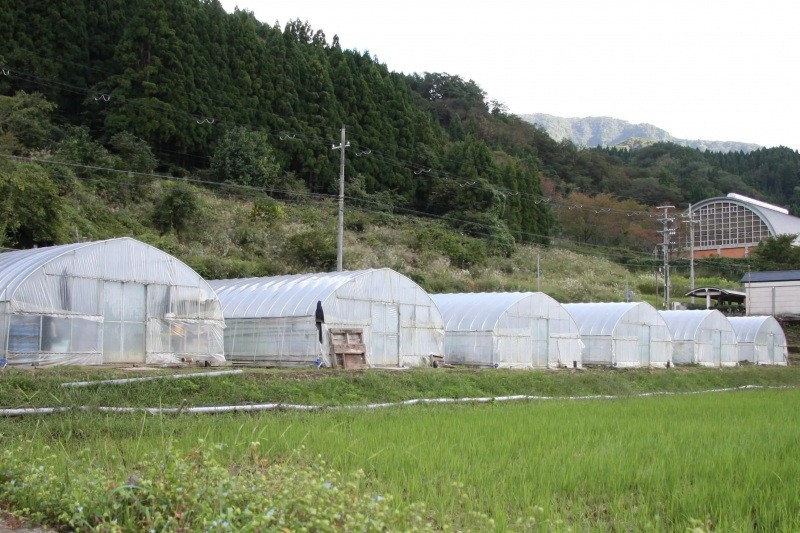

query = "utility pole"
(682, 203), (699, 304)
(331, 125), (349, 272)
(656, 205), (675, 309)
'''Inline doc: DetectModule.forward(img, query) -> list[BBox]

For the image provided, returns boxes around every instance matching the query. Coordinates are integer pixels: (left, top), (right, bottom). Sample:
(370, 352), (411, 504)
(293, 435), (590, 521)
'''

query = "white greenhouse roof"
(561, 302), (653, 336)
(659, 310), (732, 342)
(209, 268), (421, 319)
(0, 238), (213, 305)
(431, 292), (562, 332)
(727, 316), (785, 344)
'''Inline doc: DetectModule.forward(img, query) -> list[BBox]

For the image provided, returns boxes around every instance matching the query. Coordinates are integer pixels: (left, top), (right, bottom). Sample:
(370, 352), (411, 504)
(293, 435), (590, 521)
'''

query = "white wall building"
(741, 270), (800, 316)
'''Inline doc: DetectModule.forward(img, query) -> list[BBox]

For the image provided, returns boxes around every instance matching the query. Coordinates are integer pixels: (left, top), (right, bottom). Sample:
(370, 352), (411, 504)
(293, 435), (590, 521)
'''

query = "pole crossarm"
(656, 205), (675, 309)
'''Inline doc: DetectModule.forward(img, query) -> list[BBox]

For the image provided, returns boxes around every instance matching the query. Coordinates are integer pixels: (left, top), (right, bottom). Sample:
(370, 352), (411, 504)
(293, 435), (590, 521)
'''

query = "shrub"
(414, 227), (487, 269)
(0, 441), (440, 531)
(283, 228), (337, 270)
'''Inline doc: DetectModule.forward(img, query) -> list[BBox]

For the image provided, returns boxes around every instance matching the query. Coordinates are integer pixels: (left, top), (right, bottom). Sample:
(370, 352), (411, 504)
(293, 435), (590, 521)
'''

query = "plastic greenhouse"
(0, 238), (225, 366)
(430, 292), (583, 368)
(561, 302), (673, 367)
(727, 316), (788, 365)
(208, 268), (445, 367)
(659, 310), (738, 366)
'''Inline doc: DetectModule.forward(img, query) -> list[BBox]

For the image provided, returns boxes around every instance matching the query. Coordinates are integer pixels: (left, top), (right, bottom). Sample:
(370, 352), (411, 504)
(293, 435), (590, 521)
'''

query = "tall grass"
(2, 388), (798, 530)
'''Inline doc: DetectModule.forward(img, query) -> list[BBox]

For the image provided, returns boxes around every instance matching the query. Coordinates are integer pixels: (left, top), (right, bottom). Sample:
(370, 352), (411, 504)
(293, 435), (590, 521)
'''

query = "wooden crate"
(329, 328), (368, 369)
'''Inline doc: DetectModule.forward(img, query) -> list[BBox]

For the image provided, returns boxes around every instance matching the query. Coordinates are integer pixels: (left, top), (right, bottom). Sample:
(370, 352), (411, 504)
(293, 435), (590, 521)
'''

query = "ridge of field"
(2, 365), (799, 409)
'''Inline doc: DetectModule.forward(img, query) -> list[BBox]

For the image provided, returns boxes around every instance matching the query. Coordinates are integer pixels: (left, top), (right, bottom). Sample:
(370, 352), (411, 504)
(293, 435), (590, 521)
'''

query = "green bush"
(283, 229), (337, 270)
(414, 227), (487, 269)
(0, 441), (441, 531)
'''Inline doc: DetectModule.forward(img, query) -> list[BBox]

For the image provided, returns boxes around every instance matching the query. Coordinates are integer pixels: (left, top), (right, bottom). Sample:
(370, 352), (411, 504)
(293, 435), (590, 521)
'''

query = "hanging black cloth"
(315, 300), (325, 344)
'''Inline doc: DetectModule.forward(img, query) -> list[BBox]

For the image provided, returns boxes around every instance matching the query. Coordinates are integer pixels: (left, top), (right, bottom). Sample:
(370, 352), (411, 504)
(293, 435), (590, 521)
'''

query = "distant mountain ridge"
(520, 113), (761, 153)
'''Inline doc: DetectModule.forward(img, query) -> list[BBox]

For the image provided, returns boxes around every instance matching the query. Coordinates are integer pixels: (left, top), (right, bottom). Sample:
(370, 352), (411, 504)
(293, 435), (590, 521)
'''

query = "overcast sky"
(219, 0), (800, 150)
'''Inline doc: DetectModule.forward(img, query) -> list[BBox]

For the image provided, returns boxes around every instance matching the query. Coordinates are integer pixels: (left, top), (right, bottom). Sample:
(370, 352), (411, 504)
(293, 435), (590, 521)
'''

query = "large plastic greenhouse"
(659, 310), (738, 366)
(430, 292), (583, 368)
(0, 238), (225, 366)
(727, 316), (788, 365)
(561, 302), (673, 367)
(208, 268), (445, 367)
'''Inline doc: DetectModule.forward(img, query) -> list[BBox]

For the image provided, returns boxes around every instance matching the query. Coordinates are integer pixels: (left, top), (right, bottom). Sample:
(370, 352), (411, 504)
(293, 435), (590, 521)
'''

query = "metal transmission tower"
(331, 125), (350, 272)
(656, 205), (676, 309)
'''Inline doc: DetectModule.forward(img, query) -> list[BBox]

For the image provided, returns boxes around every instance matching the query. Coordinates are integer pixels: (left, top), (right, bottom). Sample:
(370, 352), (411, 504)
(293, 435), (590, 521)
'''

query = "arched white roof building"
(430, 292), (583, 369)
(0, 238), (225, 366)
(689, 193), (800, 258)
(561, 302), (673, 367)
(659, 310), (738, 366)
(727, 316), (788, 365)
(209, 268), (444, 367)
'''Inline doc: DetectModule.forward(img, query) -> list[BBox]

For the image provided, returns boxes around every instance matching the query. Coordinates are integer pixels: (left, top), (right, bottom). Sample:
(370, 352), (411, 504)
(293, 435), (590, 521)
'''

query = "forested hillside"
(2, 0), (800, 267)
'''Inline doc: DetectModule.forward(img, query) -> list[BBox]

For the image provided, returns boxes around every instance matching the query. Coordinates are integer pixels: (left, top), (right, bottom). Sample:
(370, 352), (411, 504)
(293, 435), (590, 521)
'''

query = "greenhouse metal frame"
(659, 310), (738, 366)
(209, 268), (444, 367)
(727, 316), (788, 365)
(0, 238), (225, 366)
(431, 292), (583, 369)
(561, 302), (673, 367)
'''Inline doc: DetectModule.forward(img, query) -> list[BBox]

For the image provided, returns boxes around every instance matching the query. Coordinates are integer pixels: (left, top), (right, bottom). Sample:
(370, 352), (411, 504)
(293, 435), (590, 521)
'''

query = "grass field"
(1, 367), (799, 531)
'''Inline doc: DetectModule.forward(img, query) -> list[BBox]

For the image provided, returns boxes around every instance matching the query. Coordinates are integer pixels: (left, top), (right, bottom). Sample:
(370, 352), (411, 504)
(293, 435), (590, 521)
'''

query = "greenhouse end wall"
(0, 239), (225, 366)
(211, 269), (445, 368)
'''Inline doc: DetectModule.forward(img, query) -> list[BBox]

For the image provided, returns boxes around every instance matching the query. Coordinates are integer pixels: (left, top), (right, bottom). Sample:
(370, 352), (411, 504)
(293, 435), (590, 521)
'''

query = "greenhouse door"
(371, 303), (399, 366)
(766, 333), (775, 364)
(103, 282), (147, 363)
(638, 326), (650, 366)
(712, 330), (722, 366)
(532, 318), (549, 367)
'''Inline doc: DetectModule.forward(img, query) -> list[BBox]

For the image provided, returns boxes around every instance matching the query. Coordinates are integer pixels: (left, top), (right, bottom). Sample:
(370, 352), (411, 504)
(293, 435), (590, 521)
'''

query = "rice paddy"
(1, 367), (799, 530)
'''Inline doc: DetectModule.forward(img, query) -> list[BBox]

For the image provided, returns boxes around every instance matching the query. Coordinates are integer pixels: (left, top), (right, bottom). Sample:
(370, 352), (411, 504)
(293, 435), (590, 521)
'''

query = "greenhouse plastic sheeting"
(659, 310), (738, 366)
(0, 238), (225, 366)
(210, 269), (445, 367)
(431, 292), (583, 368)
(728, 316), (788, 365)
(562, 302), (673, 367)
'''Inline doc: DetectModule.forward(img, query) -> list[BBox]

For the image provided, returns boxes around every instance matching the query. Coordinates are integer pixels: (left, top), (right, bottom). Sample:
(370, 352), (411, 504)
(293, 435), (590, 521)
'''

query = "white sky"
(220, 0), (800, 150)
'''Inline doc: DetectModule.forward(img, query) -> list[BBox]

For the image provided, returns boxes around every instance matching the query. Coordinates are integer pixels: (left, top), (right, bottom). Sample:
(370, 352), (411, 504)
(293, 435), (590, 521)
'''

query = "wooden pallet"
(329, 328), (368, 369)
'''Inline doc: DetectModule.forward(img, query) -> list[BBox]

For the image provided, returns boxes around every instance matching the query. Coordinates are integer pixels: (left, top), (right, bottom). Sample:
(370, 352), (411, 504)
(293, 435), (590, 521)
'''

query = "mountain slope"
(521, 113), (761, 153)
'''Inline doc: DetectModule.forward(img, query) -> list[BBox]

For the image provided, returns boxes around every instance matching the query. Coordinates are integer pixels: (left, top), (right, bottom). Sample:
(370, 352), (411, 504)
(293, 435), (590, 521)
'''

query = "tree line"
(1, 0), (799, 255)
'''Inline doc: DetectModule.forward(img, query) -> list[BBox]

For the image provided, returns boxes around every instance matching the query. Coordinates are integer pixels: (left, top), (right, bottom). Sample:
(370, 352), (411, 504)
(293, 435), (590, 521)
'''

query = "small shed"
(561, 302), (673, 367)
(659, 310), (739, 366)
(0, 238), (225, 366)
(430, 292), (583, 369)
(727, 316), (789, 365)
(209, 268), (444, 367)
(740, 270), (800, 316)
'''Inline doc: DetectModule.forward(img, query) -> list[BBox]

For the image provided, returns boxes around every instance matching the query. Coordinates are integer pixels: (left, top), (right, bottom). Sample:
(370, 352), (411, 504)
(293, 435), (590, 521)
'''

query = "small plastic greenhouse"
(561, 302), (673, 367)
(727, 316), (788, 365)
(659, 310), (738, 366)
(0, 238), (225, 366)
(208, 268), (445, 367)
(430, 292), (583, 368)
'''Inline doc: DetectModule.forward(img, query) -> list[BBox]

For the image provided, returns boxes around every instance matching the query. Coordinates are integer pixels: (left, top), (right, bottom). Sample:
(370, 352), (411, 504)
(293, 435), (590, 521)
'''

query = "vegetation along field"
(1, 366), (800, 531)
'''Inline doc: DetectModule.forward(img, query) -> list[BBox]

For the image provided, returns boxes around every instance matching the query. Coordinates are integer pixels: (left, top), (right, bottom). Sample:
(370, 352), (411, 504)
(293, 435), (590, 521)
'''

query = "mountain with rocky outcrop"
(521, 113), (761, 153)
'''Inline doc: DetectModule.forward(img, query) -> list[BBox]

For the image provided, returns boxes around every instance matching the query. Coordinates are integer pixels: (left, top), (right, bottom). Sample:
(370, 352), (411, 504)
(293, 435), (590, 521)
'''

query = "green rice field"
(1, 368), (799, 530)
